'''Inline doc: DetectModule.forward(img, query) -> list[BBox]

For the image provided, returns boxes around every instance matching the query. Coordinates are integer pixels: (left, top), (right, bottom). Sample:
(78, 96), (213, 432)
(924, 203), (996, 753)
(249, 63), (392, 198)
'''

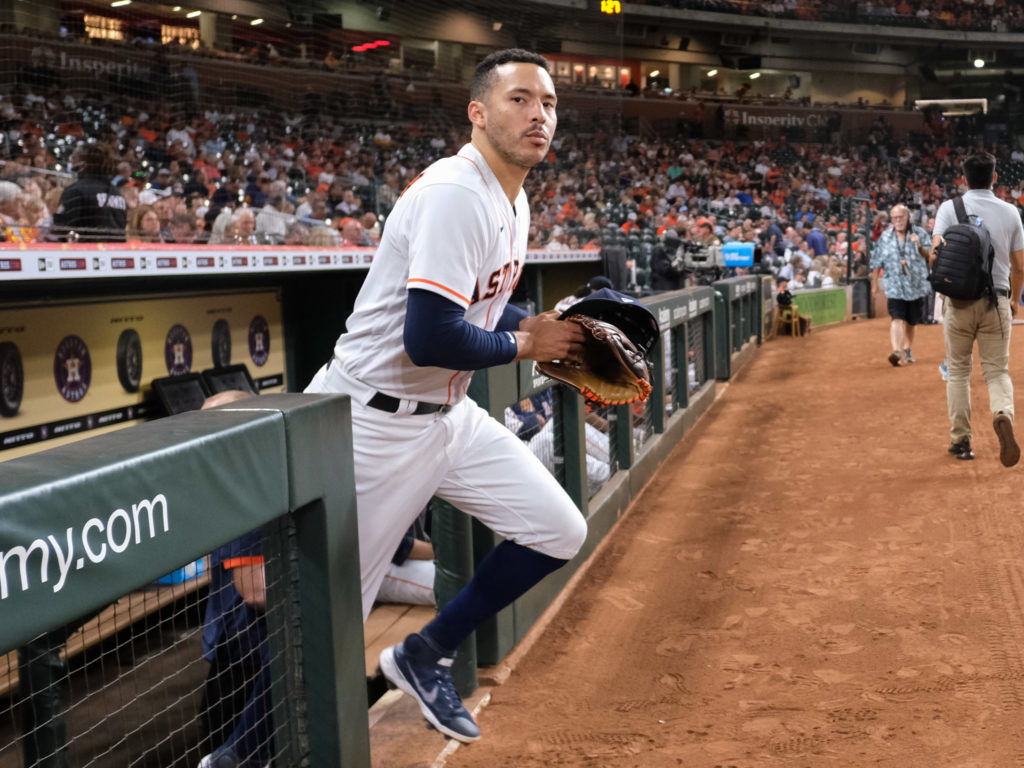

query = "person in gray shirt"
(931, 152), (1024, 465)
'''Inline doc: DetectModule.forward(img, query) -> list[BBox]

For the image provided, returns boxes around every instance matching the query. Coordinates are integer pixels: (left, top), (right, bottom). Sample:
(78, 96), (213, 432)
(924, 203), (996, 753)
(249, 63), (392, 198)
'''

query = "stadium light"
(172, 5), (181, 10)
(974, 58), (986, 68)
(706, 69), (718, 77)
(186, 10), (200, 18)
(749, 72), (761, 80)
(251, 18), (264, 25)
(110, 0), (131, 6)
(649, 70), (660, 78)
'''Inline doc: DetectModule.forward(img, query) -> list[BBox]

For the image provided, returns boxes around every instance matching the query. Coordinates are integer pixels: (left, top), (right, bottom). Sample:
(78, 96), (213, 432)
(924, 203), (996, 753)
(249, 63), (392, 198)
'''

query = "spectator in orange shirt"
(620, 211), (641, 234)
(559, 194), (581, 225)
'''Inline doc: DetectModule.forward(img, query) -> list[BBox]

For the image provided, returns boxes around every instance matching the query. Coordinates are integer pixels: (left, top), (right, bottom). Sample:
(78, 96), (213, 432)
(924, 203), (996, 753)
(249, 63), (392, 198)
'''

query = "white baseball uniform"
(305, 142), (587, 619)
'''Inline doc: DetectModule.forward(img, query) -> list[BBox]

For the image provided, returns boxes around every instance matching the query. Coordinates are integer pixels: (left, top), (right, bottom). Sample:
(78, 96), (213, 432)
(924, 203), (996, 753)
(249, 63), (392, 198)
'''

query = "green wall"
(790, 287), (847, 326)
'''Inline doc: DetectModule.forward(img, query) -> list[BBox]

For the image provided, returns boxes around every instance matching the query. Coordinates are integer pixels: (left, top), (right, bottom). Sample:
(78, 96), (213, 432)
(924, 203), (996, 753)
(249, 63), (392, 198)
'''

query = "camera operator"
(682, 222), (725, 285)
(651, 228), (687, 291)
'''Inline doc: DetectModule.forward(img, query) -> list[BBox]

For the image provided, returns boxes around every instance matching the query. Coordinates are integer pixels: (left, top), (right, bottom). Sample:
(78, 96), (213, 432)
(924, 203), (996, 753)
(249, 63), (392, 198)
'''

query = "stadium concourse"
(371, 315), (1024, 768)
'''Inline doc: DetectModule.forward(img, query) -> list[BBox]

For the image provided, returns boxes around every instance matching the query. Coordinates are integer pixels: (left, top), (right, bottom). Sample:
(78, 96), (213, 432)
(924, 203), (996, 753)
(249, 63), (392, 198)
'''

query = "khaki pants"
(942, 295), (1014, 443)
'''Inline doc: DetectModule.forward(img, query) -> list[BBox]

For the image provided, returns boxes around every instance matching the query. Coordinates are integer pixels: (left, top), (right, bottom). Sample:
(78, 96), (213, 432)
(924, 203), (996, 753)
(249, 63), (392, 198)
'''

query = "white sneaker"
(197, 747), (239, 768)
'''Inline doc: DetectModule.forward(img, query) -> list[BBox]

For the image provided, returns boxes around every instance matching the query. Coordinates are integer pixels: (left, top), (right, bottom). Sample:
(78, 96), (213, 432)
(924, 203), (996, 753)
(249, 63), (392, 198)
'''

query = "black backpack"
(928, 196), (995, 302)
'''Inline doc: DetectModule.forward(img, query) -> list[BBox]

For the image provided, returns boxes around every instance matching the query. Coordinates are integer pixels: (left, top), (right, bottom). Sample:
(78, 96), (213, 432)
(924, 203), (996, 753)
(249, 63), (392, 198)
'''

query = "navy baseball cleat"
(379, 637), (481, 742)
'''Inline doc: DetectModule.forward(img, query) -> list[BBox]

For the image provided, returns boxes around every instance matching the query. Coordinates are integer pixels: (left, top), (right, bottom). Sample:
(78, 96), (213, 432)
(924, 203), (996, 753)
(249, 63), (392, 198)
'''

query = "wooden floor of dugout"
(372, 316), (1024, 768)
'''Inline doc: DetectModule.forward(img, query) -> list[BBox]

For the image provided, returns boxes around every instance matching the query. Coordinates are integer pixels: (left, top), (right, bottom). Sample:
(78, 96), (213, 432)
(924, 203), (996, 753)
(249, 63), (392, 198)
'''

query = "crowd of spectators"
(644, 0), (1024, 32)
(1, 67), (1023, 295)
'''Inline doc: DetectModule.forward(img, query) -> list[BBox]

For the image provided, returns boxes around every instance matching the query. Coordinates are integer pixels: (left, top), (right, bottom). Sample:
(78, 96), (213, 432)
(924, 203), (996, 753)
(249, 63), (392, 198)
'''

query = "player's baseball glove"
(537, 315), (652, 406)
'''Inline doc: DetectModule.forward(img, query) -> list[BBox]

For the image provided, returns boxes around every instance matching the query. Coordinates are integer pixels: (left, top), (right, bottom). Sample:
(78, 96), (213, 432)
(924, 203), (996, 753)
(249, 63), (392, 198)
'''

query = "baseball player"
(304, 48), (587, 742)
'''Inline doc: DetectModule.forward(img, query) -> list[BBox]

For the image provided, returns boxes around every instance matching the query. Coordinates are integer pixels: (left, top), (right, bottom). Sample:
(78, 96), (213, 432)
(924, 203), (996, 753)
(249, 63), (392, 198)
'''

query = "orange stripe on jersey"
(408, 278), (471, 305)
(223, 556), (264, 569)
(446, 370), (461, 404)
(399, 171), (425, 198)
(456, 155), (486, 182)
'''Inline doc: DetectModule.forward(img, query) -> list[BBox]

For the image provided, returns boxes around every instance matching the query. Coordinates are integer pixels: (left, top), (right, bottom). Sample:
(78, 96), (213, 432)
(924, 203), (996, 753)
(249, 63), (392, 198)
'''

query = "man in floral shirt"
(869, 203), (931, 366)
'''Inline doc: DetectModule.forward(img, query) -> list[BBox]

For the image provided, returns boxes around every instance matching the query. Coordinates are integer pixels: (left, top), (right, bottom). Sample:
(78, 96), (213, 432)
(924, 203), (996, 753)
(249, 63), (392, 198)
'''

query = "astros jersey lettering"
(334, 142), (528, 404)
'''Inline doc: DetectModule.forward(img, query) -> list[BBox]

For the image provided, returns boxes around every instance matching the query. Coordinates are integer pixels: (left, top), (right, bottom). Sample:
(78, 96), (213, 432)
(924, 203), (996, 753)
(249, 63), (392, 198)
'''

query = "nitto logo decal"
(165, 324), (193, 375)
(54, 335), (91, 402)
(249, 315), (270, 367)
(0, 494), (169, 599)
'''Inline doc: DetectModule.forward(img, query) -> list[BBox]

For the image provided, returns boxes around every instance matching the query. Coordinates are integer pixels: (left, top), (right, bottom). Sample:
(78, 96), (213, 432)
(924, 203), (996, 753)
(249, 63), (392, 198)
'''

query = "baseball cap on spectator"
(552, 225), (565, 237)
(316, 183), (328, 192)
(139, 187), (172, 205)
(627, 212), (638, 221)
(156, 168), (170, 177)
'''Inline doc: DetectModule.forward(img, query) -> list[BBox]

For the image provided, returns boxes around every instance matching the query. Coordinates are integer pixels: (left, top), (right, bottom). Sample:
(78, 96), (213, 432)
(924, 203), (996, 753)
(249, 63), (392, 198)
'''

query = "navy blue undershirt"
(404, 288), (527, 369)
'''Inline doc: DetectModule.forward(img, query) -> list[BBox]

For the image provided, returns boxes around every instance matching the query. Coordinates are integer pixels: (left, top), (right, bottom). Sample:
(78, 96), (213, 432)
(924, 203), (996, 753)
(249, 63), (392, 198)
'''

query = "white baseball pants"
(306, 363), (588, 620)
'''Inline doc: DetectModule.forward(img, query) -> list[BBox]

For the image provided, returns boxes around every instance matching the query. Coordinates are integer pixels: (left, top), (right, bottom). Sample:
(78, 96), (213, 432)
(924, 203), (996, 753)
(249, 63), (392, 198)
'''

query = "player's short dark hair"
(962, 152), (996, 189)
(470, 48), (549, 102)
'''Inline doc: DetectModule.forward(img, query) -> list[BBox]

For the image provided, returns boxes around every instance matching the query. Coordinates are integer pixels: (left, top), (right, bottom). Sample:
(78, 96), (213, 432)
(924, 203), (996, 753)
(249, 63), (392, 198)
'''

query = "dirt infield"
(437, 318), (1024, 768)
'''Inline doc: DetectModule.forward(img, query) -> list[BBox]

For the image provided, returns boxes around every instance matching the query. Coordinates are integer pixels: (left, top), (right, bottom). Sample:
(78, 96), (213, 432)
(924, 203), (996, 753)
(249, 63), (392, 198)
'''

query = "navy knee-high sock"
(416, 540), (567, 658)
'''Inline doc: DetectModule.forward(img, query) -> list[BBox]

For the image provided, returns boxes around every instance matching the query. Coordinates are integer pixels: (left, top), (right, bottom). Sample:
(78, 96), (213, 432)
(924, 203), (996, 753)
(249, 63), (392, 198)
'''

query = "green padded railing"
(712, 275), (762, 379)
(0, 393), (369, 767)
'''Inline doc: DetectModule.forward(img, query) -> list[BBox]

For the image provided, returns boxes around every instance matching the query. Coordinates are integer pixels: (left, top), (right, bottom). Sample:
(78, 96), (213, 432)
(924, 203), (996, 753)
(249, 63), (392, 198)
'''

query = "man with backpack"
(931, 152), (1024, 465)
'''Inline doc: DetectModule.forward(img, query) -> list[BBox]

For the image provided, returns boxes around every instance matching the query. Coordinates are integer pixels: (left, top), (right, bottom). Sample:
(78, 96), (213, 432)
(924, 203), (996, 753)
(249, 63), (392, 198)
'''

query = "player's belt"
(368, 392), (450, 415)
(995, 288), (1011, 298)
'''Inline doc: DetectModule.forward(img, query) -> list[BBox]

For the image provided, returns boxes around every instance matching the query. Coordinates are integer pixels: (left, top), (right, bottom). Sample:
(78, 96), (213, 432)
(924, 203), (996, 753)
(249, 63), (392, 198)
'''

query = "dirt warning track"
(438, 318), (1024, 768)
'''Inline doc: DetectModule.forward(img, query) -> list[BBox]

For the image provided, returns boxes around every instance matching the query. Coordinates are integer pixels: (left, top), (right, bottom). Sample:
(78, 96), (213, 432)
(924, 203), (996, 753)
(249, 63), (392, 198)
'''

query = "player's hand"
(515, 311), (586, 363)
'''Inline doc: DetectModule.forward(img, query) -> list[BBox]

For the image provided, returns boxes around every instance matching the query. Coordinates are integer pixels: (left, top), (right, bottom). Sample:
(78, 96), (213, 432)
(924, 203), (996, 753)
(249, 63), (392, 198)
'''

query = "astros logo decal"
(164, 324), (193, 376)
(54, 335), (92, 402)
(249, 315), (270, 367)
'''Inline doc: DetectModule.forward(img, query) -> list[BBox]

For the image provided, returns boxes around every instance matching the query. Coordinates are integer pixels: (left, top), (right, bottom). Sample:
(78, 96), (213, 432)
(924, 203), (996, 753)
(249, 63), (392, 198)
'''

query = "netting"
(0, 517), (303, 768)
(687, 314), (710, 392)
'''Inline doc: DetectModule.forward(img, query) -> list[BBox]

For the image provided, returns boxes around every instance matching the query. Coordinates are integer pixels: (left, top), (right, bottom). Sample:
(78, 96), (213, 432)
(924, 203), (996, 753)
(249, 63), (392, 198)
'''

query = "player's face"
(477, 62), (557, 170)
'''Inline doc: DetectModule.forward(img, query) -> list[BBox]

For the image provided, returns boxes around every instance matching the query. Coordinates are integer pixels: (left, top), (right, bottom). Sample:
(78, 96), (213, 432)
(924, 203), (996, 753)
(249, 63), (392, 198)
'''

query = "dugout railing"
(712, 275), (763, 381)
(434, 282), (760, 694)
(0, 394), (370, 768)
